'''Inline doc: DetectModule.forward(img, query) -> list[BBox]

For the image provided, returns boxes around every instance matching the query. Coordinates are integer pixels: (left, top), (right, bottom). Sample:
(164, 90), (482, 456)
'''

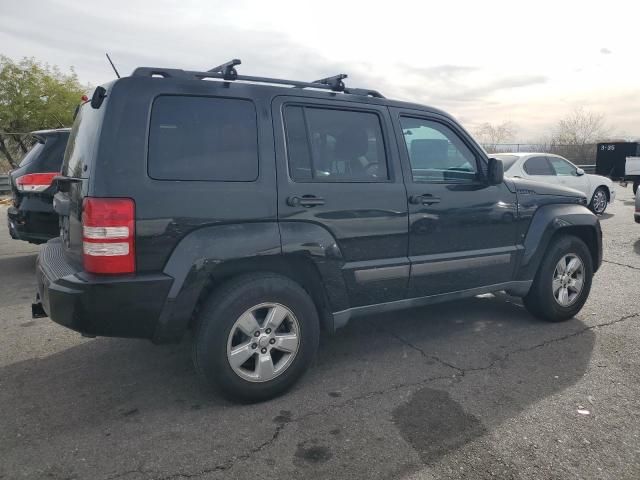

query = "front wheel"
(192, 273), (320, 402)
(589, 187), (608, 215)
(523, 235), (593, 322)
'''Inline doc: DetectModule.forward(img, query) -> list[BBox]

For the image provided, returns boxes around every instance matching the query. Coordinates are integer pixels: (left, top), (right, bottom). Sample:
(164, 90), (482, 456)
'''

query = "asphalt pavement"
(1, 189), (639, 480)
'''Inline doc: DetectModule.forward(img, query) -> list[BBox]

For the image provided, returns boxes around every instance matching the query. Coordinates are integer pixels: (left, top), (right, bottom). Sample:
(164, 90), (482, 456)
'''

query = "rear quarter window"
(63, 104), (103, 178)
(148, 96), (259, 182)
(18, 142), (44, 167)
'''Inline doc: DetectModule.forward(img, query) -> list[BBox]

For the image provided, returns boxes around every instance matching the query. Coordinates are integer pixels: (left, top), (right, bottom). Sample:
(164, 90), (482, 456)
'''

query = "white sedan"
(493, 152), (616, 215)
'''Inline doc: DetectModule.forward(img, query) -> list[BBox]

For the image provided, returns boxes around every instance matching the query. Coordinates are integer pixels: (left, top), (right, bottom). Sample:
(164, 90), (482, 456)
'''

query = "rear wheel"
(633, 180), (639, 195)
(589, 187), (608, 215)
(523, 235), (593, 322)
(192, 273), (320, 402)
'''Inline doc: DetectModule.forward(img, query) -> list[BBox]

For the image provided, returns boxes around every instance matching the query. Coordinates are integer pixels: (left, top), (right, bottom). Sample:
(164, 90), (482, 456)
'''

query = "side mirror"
(576, 167), (585, 176)
(487, 158), (504, 185)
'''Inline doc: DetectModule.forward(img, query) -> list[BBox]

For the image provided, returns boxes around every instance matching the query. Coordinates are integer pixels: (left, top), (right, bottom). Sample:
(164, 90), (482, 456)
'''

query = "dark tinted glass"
(400, 117), (478, 183)
(18, 142), (44, 167)
(148, 96), (258, 181)
(284, 106), (388, 182)
(63, 104), (103, 178)
(284, 106), (312, 180)
(524, 156), (554, 175)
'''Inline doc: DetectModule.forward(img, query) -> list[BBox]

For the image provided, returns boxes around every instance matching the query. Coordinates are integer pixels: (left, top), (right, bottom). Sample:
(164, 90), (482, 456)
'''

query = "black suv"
(8, 128), (70, 244)
(35, 61), (602, 401)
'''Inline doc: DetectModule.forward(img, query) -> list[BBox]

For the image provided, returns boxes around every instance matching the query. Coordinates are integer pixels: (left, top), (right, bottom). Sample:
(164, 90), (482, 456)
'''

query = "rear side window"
(523, 156), (554, 175)
(148, 96), (259, 181)
(18, 142), (44, 167)
(283, 105), (389, 182)
(63, 105), (102, 178)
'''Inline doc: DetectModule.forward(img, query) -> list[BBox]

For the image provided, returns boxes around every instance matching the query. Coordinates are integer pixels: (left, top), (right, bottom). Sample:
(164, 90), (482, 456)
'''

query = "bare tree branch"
(474, 121), (517, 152)
(0, 134), (18, 169)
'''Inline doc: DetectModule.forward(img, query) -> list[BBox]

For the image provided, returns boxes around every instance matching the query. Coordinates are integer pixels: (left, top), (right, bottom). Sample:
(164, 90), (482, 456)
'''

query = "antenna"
(106, 53), (121, 78)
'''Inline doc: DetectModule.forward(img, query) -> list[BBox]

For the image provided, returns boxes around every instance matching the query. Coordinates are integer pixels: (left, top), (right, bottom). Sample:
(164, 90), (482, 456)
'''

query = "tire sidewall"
(194, 275), (319, 402)
(536, 236), (593, 319)
(590, 187), (608, 215)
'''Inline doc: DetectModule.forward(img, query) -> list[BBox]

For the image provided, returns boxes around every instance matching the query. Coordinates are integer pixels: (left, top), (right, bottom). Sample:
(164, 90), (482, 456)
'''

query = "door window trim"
(396, 113), (487, 185)
(281, 102), (396, 184)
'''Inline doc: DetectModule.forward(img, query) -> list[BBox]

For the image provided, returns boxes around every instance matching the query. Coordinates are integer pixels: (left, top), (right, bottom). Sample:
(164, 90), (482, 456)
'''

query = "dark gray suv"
(34, 60), (602, 401)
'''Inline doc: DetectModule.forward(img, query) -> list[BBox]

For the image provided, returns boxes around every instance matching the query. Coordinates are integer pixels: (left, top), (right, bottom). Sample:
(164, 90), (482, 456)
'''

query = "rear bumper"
(7, 196), (59, 244)
(36, 239), (173, 339)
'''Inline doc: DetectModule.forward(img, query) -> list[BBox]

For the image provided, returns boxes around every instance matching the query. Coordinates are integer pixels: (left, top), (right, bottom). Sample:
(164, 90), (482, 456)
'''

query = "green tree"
(0, 55), (88, 170)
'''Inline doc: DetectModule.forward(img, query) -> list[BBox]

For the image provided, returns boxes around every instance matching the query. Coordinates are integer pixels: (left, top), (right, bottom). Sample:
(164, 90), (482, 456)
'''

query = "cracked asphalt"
(1, 188), (639, 480)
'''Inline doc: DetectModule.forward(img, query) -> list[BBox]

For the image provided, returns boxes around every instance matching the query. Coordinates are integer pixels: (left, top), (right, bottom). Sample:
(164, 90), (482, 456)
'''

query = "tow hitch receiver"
(32, 295), (47, 319)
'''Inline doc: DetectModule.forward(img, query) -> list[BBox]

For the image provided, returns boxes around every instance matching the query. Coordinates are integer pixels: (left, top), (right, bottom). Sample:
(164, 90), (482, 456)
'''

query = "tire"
(523, 235), (593, 322)
(633, 181), (639, 195)
(192, 273), (320, 402)
(589, 187), (608, 215)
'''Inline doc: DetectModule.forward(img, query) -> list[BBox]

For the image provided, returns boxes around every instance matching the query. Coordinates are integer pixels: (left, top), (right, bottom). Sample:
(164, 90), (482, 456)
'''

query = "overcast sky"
(1, 0), (638, 141)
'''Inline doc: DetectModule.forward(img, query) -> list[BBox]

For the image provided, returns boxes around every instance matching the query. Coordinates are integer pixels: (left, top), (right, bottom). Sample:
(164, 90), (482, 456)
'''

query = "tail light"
(16, 172), (58, 192)
(82, 198), (135, 274)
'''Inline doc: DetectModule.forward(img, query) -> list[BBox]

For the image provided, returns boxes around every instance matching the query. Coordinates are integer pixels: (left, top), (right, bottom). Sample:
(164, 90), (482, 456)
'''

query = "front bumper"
(36, 238), (173, 339)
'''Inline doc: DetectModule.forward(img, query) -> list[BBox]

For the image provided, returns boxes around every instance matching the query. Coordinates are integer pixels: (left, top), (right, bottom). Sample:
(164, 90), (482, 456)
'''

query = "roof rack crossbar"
(313, 74), (347, 92)
(131, 65), (385, 98)
(207, 59), (241, 80)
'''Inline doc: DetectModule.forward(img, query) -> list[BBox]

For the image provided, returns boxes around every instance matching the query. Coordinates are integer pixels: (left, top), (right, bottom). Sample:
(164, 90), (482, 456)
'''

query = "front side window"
(148, 96), (259, 181)
(400, 117), (479, 183)
(523, 156), (554, 176)
(548, 157), (577, 176)
(283, 106), (389, 182)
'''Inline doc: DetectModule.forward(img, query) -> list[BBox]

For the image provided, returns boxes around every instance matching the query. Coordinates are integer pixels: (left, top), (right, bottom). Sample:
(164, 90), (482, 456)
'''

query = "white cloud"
(1, 0), (638, 140)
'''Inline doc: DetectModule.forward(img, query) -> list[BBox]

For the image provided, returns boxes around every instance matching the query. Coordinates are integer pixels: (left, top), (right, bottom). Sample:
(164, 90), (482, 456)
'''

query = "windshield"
(492, 154), (519, 171)
(18, 141), (44, 167)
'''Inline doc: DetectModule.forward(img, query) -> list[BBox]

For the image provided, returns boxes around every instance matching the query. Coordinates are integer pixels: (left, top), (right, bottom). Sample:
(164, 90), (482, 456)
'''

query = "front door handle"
(287, 195), (325, 207)
(409, 194), (441, 205)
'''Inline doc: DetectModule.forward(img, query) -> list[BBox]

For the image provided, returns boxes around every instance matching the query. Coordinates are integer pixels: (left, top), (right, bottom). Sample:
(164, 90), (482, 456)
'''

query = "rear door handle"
(409, 194), (441, 205)
(287, 195), (325, 207)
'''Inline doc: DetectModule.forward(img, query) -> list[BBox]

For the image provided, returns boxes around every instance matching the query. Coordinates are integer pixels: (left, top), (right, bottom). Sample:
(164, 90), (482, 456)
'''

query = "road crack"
(102, 311), (639, 480)
(387, 311), (639, 376)
(104, 424), (284, 480)
(383, 329), (464, 374)
(602, 259), (640, 271)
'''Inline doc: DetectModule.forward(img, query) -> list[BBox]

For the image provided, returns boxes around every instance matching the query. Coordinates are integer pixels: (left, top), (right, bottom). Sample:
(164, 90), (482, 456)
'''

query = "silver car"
(493, 153), (616, 215)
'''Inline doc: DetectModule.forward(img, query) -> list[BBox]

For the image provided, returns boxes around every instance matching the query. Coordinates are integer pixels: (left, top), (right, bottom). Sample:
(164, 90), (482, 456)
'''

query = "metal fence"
(483, 143), (598, 166)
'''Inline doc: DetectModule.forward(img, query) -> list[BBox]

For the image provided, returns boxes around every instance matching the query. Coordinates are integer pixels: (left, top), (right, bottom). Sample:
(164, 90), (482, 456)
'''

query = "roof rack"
(131, 59), (384, 98)
(207, 58), (241, 81)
